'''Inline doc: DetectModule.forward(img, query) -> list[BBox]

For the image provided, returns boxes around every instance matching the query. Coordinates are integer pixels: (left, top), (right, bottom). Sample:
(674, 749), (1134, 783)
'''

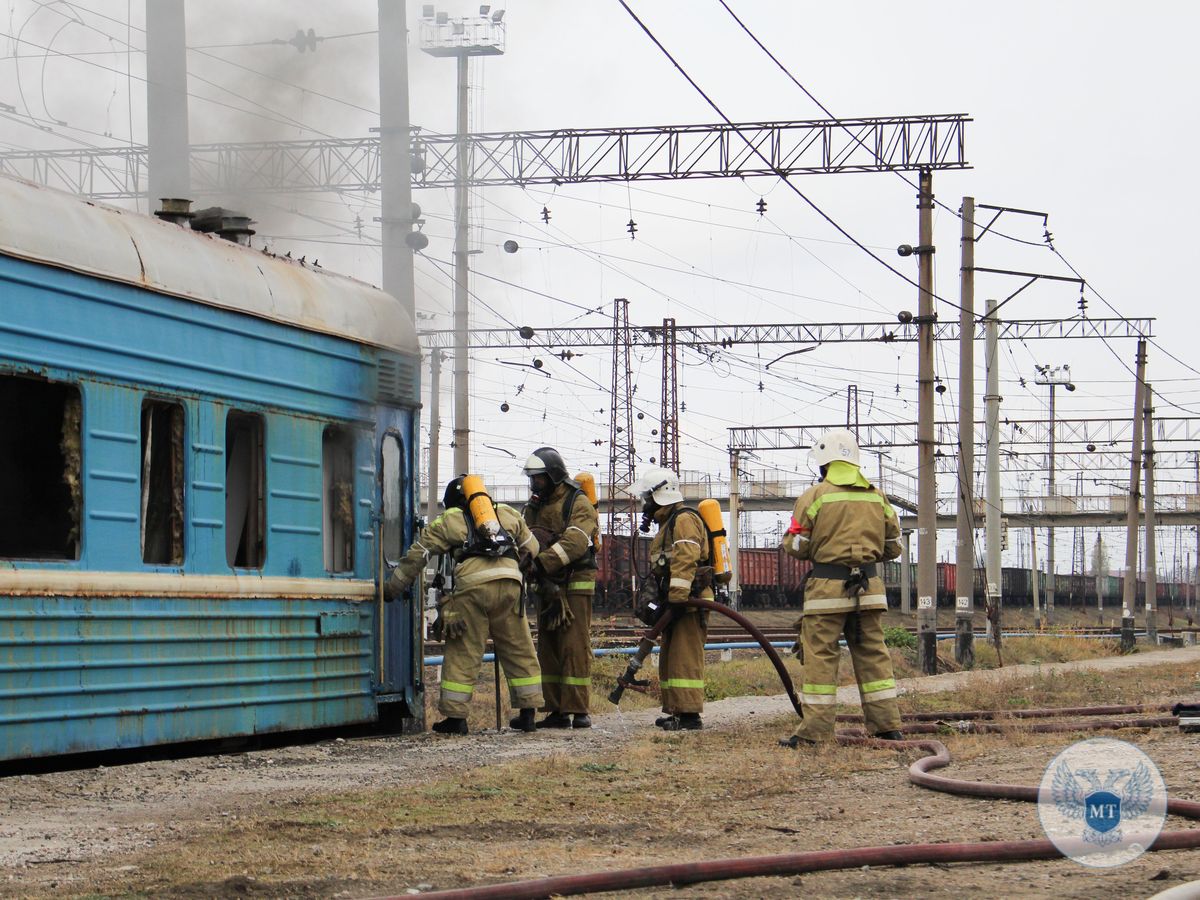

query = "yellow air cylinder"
(575, 471), (598, 506)
(462, 473), (502, 539)
(575, 471), (602, 551)
(699, 498), (731, 583)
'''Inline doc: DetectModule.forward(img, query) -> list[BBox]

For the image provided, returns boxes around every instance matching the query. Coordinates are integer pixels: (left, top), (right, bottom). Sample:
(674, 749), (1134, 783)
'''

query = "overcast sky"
(2, 1), (1197, 570)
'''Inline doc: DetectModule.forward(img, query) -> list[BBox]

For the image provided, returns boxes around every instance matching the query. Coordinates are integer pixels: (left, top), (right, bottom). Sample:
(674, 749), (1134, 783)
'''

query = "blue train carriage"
(0, 175), (423, 761)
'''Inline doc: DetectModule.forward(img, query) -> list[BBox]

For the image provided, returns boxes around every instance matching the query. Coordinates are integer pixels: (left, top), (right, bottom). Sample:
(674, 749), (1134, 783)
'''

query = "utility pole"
(984, 298), (1003, 649)
(660, 318), (680, 471)
(378, 0), (418, 320)
(1195, 452), (1199, 615)
(1094, 532), (1104, 620)
(1030, 527), (1041, 627)
(1121, 339), (1148, 651)
(1034, 364), (1075, 625)
(425, 351), (442, 521)
(915, 170), (938, 675)
(728, 450), (741, 610)
(420, 8), (505, 475)
(145, 0), (190, 207)
(1144, 382), (1158, 642)
(900, 530), (912, 615)
(954, 196), (975, 666)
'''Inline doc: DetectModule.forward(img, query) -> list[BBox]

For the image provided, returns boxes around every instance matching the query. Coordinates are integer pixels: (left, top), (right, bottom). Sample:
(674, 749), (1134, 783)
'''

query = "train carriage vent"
(376, 353), (418, 407)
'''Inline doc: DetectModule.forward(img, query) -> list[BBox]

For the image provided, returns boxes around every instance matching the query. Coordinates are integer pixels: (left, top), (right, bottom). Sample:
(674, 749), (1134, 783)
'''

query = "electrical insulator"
(756, 197), (767, 216)
(500, 401), (510, 412)
(626, 218), (638, 240)
(541, 206), (551, 224)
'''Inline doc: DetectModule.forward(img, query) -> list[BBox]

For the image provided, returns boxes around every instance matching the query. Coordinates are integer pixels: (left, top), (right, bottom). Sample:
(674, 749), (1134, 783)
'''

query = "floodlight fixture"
(492, 9), (505, 21)
(479, 4), (490, 14)
(435, 11), (448, 24)
(422, 4), (435, 17)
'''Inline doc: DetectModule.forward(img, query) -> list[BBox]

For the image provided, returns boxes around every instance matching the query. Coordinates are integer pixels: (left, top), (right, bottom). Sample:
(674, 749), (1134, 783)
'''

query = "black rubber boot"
(875, 730), (905, 741)
(431, 717), (468, 735)
(655, 715), (675, 728)
(660, 713), (702, 731)
(535, 711), (571, 729)
(509, 708), (537, 732)
(571, 714), (592, 729)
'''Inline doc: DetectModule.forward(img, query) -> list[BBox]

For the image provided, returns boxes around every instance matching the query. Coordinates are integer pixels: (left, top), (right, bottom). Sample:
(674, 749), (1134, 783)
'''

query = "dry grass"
(54, 658), (1200, 899)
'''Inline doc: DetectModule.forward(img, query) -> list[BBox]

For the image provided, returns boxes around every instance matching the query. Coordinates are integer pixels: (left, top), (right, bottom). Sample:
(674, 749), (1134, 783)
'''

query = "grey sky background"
(2, 1), (1196, 571)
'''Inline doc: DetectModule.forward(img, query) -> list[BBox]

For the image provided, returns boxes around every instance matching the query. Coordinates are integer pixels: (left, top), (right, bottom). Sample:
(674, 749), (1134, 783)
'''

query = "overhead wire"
(615, 0), (968, 317)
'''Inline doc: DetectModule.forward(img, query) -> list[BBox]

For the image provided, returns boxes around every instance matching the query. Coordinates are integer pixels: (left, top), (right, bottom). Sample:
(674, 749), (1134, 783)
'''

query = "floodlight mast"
(420, 8), (506, 475)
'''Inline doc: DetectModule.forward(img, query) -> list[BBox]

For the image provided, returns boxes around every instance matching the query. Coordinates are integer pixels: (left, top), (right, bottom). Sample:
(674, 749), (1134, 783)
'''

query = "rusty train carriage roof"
(0, 174), (418, 356)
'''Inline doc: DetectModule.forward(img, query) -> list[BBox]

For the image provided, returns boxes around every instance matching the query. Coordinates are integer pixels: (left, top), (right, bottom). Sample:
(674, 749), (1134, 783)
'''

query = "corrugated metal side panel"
(0, 595), (375, 761)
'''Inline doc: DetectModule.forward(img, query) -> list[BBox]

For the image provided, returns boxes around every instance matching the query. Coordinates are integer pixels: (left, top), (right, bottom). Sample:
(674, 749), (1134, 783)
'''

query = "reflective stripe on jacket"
(781, 461), (900, 613)
(389, 504), (538, 592)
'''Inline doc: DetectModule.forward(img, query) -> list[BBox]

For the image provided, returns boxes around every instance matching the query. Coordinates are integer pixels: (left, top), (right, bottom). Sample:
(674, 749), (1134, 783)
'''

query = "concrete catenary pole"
(728, 450), (741, 610)
(915, 170), (938, 675)
(452, 53), (471, 474)
(426, 350), (442, 521)
(1046, 382), (1057, 625)
(1095, 533), (1104, 620)
(1144, 382), (1158, 642)
(146, 0), (190, 206)
(954, 196), (975, 666)
(984, 298), (1003, 645)
(1030, 527), (1040, 623)
(378, 0), (417, 320)
(900, 530), (912, 615)
(1194, 452), (1199, 614)
(1121, 339), (1148, 650)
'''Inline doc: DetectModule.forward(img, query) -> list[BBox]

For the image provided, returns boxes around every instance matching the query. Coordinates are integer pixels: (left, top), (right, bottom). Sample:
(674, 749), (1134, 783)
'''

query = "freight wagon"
(0, 176), (423, 761)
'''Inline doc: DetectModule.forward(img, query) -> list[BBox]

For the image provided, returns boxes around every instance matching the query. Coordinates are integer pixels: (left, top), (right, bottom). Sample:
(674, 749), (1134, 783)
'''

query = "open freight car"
(0, 176), (423, 761)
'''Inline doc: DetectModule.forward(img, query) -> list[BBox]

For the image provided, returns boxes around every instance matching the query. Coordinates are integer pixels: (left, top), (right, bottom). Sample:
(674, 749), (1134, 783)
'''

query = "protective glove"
(538, 580), (572, 632)
(437, 597), (467, 641)
(383, 568), (409, 603)
(789, 639), (804, 663)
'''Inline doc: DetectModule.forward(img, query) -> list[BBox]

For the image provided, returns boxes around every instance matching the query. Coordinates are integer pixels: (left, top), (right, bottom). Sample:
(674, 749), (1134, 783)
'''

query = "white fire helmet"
(809, 428), (861, 469)
(632, 466), (684, 506)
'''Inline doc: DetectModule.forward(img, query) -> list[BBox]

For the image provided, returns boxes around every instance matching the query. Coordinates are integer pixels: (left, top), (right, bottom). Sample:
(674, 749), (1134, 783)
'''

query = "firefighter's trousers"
(660, 606), (708, 715)
(537, 586), (593, 715)
(792, 608), (900, 742)
(438, 580), (544, 719)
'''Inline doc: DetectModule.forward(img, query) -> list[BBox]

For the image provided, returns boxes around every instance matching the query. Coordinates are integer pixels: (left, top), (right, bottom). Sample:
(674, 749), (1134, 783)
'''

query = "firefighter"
(779, 429), (904, 747)
(384, 475), (544, 735)
(635, 466), (712, 731)
(521, 447), (599, 729)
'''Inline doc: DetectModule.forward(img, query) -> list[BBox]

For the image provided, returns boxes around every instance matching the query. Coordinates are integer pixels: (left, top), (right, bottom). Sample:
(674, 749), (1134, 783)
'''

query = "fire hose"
(408, 719), (1199, 900)
(397, 599), (1200, 899)
(607, 597), (804, 717)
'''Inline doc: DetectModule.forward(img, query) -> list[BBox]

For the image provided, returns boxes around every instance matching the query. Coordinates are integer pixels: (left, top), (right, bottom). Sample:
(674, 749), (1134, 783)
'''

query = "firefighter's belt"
(809, 563), (877, 580)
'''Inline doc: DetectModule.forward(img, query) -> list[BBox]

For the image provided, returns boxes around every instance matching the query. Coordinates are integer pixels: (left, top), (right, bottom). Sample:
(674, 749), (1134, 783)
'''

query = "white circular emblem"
(1037, 738), (1167, 867)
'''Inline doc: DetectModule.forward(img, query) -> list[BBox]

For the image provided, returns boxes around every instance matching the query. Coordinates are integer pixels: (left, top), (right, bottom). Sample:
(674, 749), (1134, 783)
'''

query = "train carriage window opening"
(225, 412), (265, 569)
(0, 374), (81, 560)
(141, 400), (185, 565)
(380, 434), (403, 565)
(323, 426), (355, 573)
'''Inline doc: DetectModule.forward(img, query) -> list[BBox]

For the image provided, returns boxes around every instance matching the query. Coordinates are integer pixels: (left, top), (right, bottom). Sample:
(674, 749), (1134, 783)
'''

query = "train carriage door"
(376, 427), (422, 725)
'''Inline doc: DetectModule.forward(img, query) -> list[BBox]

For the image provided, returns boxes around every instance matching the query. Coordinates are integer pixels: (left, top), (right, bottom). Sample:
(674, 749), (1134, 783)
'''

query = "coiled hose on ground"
(401, 600), (1200, 899)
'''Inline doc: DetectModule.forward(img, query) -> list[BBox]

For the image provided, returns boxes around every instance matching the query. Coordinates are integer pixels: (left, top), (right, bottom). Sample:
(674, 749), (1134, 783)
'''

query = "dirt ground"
(3, 647), (1200, 899)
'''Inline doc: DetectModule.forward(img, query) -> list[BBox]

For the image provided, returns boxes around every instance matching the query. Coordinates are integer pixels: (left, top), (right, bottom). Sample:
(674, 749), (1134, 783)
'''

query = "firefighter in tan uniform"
(779, 429), (904, 747)
(522, 447), (600, 729)
(385, 476), (543, 735)
(635, 466), (713, 731)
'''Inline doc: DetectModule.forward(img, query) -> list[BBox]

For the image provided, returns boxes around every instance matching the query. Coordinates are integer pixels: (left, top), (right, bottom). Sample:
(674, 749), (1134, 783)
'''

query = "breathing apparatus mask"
(637, 480), (667, 532)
